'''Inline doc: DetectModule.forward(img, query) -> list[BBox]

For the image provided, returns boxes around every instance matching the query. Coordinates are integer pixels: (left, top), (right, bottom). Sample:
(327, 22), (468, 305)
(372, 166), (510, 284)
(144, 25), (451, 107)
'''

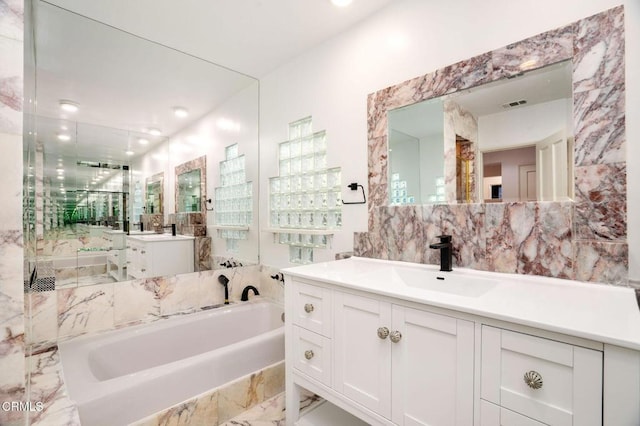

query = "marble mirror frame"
(363, 6), (626, 283)
(175, 156), (207, 214)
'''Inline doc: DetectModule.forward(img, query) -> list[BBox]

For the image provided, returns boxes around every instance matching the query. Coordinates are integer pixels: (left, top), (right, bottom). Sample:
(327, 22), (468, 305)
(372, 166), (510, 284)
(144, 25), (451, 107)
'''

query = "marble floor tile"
(220, 391), (322, 426)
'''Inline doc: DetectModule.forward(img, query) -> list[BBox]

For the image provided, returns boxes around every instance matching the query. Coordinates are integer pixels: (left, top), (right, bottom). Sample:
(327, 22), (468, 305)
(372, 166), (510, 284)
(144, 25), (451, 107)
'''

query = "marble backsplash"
(354, 202), (629, 286)
(363, 6), (628, 286)
(25, 264), (285, 347)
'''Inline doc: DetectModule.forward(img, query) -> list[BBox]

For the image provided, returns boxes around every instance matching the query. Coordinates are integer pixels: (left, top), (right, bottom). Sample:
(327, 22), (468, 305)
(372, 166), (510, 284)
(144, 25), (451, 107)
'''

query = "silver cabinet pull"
(377, 327), (389, 339)
(141, 250), (146, 254)
(132, 248), (138, 251)
(524, 371), (543, 389)
(141, 268), (146, 272)
(304, 303), (314, 313)
(304, 350), (314, 360)
(390, 330), (402, 343)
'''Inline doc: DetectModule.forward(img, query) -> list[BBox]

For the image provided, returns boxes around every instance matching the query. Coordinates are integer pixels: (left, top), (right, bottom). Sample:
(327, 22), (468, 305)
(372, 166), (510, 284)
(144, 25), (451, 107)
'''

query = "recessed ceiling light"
(60, 125), (68, 131)
(331, 0), (352, 6)
(138, 138), (149, 145)
(59, 100), (79, 113)
(56, 168), (64, 174)
(125, 150), (135, 156)
(57, 133), (71, 141)
(147, 128), (162, 136)
(173, 107), (189, 118)
(57, 176), (64, 180)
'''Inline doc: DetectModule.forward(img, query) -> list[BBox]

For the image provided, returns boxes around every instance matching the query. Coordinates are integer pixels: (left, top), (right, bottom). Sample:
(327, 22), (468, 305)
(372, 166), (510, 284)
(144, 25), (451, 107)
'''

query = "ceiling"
(44, 0), (395, 78)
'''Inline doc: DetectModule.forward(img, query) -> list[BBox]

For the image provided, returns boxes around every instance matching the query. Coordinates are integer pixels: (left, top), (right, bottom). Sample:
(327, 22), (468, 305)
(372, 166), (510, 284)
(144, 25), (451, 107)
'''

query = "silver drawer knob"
(390, 330), (402, 343)
(304, 303), (314, 313)
(304, 350), (314, 360)
(524, 370), (543, 389)
(377, 327), (389, 339)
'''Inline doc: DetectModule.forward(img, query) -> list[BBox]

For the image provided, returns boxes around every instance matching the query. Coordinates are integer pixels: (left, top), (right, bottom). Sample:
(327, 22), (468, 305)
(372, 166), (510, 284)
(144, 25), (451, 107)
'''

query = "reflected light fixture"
(59, 100), (79, 113)
(138, 138), (149, 145)
(173, 107), (189, 118)
(57, 133), (71, 141)
(331, 0), (352, 6)
(125, 150), (135, 156)
(147, 128), (162, 136)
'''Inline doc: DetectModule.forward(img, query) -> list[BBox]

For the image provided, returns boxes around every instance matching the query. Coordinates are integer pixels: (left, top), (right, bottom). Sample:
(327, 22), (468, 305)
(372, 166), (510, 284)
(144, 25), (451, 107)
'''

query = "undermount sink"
(377, 266), (498, 297)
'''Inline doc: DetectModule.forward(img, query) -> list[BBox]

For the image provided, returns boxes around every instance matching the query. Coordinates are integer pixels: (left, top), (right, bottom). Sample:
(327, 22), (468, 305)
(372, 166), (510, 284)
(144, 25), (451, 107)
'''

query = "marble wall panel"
(25, 290), (57, 345)
(573, 6), (625, 93)
(0, 0), (23, 41)
(379, 205), (424, 263)
(57, 283), (114, 339)
(492, 24), (574, 79)
(439, 204), (486, 270)
(574, 241), (628, 286)
(574, 163), (626, 241)
(27, 348), (81, 426)
(113, 278), (161, 327)
(0, 36), (23, 134)
(573, 83), (625, 166)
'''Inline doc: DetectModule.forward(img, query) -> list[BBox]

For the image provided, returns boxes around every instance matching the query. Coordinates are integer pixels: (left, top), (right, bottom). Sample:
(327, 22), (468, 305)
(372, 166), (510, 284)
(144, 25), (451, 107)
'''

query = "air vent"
(501, 99), (527, 109)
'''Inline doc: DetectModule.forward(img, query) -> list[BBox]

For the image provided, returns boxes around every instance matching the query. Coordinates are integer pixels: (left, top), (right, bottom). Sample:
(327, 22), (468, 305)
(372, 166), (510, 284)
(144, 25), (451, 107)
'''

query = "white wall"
(259, 0), (639, 278)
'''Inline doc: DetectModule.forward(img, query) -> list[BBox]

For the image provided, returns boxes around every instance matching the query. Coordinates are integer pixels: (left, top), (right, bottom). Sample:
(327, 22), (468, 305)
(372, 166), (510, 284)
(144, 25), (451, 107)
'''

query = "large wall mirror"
(24, 0), (260, 289)
(388, 60), (572, 205)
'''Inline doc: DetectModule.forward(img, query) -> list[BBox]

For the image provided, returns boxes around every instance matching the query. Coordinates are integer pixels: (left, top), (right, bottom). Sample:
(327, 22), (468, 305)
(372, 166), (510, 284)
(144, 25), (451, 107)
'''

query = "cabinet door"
(334, 292), (392, 418)
(391, 305), (474, 426)
(482, 326), (602, 426)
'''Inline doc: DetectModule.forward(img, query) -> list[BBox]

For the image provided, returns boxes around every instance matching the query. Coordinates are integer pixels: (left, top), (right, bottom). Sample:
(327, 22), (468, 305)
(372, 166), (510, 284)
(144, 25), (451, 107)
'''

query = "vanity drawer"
(292, 325), (331, 386)
(480, 400), (546, 426)
(481, 326), (602, 426)
(292, 281), (332, 336)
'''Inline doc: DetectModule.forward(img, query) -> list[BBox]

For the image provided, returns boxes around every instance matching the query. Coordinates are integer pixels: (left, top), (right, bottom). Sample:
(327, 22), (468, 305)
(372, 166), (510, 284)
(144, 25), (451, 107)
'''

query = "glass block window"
(269, 117), (341, 264)
(214, 144), (252, 252)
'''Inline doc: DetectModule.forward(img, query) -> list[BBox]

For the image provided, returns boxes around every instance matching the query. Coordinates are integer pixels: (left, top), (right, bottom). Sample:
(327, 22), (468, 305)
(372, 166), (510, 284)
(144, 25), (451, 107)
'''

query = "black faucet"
(162, 223), (176, 236)
(241, 285), (260, 301)
(429, 235), (453, 272)
(218, 274), (230, 304)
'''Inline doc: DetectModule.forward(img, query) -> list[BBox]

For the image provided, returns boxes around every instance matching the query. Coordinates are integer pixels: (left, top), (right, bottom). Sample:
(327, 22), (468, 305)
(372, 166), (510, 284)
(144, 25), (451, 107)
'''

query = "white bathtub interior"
(58, 301), (284, 425)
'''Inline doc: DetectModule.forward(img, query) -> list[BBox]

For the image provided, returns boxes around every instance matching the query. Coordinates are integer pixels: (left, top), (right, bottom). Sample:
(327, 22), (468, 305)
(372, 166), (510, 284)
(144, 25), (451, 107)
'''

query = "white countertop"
(283, 257), (640, 351)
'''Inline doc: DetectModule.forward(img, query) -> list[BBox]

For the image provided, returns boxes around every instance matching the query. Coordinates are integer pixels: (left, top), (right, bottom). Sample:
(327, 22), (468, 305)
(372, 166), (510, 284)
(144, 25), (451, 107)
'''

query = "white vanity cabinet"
(126, 235), (195, 279)
(333, 291), (474, 425)
(103, 230), (127, 280)
(283, 257), (640, 426)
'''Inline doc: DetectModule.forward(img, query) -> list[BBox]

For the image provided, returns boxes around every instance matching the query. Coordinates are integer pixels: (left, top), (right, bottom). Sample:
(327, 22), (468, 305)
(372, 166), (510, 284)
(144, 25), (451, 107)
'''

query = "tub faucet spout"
(218, 275), (230, 304)
(241, 285), (260, 301)
(429, 235), (453, 272)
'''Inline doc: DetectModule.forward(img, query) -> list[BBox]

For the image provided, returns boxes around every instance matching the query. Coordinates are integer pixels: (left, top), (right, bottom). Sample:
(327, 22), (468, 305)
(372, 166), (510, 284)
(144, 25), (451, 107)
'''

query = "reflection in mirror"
(24, 0), (259, 290)
(387, 59), (573, 204)
(174, 156), (206, 214)
(388, 98), (444, 205)
(145, 173), (164, 215)
(177, 169), (202, 212)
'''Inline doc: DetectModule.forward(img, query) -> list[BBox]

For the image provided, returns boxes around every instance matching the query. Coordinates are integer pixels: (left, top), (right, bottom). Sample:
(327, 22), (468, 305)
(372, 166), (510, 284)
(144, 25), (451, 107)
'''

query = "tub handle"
(304, 350), (314, 360)
(304, 303), (314, 313)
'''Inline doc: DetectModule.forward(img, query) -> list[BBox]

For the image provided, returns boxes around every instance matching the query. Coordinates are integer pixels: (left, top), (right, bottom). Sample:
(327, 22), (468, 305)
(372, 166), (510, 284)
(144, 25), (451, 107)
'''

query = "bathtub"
(58, 301), (284, 425)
